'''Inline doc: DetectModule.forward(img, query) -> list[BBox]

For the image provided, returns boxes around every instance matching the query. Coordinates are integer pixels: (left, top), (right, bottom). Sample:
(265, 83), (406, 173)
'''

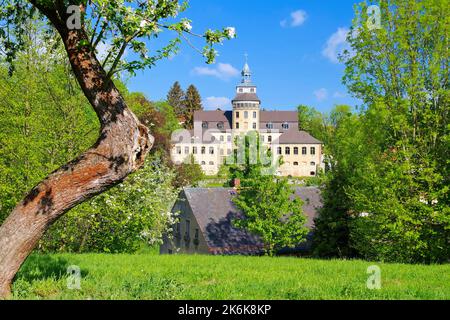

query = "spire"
(241, 54), (252, 84)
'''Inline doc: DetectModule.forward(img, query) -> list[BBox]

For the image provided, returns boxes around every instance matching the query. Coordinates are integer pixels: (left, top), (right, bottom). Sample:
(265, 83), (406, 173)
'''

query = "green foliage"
(314, 0), (450, 263)
(167, 81), (185, 118)
(12, 253), (450, 299)
(172, 155), (204, 188)
(184, 84), (203, 129)
(0, 22), (99, 223)
(39, 155), (178, 253)
(227, 132), (308, 255)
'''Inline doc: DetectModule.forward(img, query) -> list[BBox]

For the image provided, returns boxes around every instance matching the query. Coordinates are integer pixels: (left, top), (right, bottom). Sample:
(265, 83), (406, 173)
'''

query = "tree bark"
(0, 3), (152, 298)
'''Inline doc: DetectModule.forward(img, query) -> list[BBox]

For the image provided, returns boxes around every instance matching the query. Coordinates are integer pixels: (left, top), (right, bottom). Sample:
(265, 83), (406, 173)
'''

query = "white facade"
(171, 62), (324, 176)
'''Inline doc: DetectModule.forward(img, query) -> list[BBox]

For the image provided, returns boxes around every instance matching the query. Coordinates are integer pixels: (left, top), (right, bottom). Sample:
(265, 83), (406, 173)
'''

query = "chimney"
(233, 178), (241, 189)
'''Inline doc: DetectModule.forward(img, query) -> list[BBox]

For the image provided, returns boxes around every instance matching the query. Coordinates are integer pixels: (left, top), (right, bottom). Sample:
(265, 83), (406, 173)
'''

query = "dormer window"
(217, 122), (224, 129)
(202, 122), (208, 129)
(266, 122), (273, 129)
(282, 122), (289, 130)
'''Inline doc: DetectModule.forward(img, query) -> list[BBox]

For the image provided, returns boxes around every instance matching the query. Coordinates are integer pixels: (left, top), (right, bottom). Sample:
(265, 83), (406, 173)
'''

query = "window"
(217, 122), (224, 129)
(195, 229), (199, 239)
(310, 171), (316, 176)
(277, 147), (282, 155)
(236, 111), (240, 118)
(185, 220), (190, 237)
(209, 161), (214, 165)
(285, 147), (290, 155)
(261, 135), (265, 142)
(227, 149), (232, 155)
(176, 146), (181, 154)
(294, 162), (299, 166)
(294, 147), (299, 155)
(209, 147), (214, 155)
(220, 149), (224, 155)
(268, 135), (272, 143)
(193, 146), (197, 154)
(227, 135), (232, 142)
(201, 146), (206, 154)
(202, 122), (208, 129)
(201, 161), (206, 165)
(250, 88), (255, 93)
(266, 122), (273, 129)
(252, 123), (257, 129)
(239, 88), (243, 93)
(253, 111), (257, 119)
(184, 147), (189, 154)
(236, 122), (240, 129)
(220, 135), (224, 142)
(310, 161), (316, 166)
(302, 147), (307, 155)
(310, 147), (316, 155)
(282, 122), (289, 130)
(244, 111), (248, 119)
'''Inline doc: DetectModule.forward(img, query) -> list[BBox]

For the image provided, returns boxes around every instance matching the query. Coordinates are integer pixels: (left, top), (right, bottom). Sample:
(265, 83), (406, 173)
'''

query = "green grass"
(12, 253), (450, 300)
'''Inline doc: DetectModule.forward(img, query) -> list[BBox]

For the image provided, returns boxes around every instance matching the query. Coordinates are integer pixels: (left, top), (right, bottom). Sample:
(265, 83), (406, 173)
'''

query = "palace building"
(171, 61), (324, 177)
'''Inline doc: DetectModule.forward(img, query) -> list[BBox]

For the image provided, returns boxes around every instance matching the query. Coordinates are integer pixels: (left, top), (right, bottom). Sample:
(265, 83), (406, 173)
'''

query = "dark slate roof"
(183, 188), (263, 255)
(277, 129), (322, 144)
(292, 187), (322, 228)
(232, 92), (261, 102)
(260, 111), (298, 122)
(194, 110), (233, 125)
(181, 187), (322, 254)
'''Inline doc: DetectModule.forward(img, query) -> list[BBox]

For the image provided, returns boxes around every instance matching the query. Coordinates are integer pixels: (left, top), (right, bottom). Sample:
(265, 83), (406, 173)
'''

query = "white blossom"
(140, 20), (149, 28)
(182, 20), (192, 32)
(225, 27), (236, 38)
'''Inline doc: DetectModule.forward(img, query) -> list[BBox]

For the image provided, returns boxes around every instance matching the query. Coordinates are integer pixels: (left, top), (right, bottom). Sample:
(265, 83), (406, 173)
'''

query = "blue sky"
(126, 0), (362, 113)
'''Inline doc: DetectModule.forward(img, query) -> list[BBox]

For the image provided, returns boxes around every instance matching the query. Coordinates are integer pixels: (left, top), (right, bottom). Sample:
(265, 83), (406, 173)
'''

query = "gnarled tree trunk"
(0, 3), (152, 298)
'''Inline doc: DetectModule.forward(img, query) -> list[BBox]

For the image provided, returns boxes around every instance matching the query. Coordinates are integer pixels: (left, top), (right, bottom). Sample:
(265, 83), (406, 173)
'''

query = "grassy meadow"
(11, 253), (450, 300)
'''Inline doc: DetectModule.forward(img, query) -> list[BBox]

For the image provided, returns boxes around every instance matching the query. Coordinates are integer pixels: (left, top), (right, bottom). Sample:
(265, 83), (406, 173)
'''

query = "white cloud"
(192, 63), (239, 81)
(333, 91), (347, 98)
(203, 96), (231, 110)
(322, 27), (350, 63)
(314, 88), (328, 102)
(281, 10), (307, 28)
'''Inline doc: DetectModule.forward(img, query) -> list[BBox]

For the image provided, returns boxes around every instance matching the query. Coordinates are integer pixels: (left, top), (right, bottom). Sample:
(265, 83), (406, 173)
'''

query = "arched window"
(310, 161), (316, 166)
(294, 147), (299, 155)
(201, 161), (206, 165)
(201, 146), (206, 154)
(209, 147), (214, 154)
(202, 122), (208, 129)
(285, 147), (290, 155)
